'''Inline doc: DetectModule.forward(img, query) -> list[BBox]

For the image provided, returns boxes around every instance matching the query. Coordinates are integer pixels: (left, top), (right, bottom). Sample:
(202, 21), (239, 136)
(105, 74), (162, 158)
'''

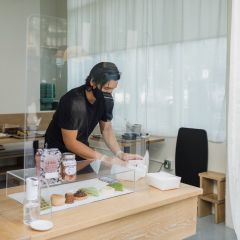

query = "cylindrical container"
(61, 153), (77, 182)
(23, 177), (40, 225)
(132, 124), (142, 135)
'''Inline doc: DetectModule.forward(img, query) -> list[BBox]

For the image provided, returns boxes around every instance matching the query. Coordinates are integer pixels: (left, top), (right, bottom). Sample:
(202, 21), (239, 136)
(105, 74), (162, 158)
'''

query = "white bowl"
(30, 220), (53, 231)
(146, 172), (181, 190)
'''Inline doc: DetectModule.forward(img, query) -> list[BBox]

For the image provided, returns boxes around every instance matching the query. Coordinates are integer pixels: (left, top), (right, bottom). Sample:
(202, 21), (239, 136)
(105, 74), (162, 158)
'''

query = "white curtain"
(228, 0), (240, 238)
(67, 0), (227, 141)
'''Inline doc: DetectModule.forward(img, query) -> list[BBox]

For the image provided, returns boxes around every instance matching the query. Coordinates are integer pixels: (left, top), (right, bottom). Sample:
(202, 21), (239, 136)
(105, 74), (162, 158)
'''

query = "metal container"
(126, 123), (142, 135)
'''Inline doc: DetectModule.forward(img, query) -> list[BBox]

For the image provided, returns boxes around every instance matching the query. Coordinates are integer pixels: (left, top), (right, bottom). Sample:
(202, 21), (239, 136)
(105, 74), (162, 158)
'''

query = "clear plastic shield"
(6, 11), (149, 234)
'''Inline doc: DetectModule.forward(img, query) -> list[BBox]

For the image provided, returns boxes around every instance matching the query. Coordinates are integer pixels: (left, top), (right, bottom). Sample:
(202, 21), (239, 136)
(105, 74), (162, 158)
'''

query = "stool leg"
(214, 202), (225, 224)
(198, 198), (211, 217)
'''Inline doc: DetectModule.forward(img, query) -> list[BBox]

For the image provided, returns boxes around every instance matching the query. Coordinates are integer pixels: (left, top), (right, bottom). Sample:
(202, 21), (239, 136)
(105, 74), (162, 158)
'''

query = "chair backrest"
(175, 127), (208, 187)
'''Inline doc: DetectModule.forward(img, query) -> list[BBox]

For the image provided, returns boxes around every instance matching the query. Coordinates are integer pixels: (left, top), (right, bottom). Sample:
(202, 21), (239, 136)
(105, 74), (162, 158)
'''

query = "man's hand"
(117, 152), (143, 161)
(101, 155), (128, 167)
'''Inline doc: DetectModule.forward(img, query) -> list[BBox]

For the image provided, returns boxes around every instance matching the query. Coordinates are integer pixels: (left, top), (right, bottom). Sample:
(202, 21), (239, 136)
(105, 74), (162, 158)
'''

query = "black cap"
(89, 62), (121, 86)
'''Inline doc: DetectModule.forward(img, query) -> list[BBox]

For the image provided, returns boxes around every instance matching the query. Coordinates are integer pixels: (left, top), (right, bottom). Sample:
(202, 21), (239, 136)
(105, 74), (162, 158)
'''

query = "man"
(45, 62), (142, 173)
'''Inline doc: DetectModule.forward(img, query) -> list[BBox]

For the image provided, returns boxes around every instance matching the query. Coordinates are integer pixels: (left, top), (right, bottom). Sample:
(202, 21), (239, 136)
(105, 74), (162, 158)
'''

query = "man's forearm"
(102, 126), (121, 155)
(65, 140), (102, 160)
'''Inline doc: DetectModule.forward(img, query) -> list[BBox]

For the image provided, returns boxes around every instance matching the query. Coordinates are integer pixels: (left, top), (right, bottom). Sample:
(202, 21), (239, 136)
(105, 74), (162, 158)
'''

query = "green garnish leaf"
(80, 187), (99, 197)
(108, 182), (123, 191)
(40, 197), (51, 210)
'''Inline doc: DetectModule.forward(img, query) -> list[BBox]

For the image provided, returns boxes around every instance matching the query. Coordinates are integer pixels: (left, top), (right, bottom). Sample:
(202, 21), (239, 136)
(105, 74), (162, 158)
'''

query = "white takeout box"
(146, 172), (181, 190)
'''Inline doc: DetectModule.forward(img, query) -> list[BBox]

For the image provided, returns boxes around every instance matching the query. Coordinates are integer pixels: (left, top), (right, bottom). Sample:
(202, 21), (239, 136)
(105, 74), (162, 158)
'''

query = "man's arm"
(62, 128), (126, 168)
(99, 121), (121, 155)
(61, 128), (102, 160)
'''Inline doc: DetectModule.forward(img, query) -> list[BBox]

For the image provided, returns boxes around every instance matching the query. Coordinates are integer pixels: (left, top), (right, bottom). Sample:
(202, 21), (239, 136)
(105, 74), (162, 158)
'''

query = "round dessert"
(74, 190), (88, 200)
(65, 193), (75, 204)
(51, 194), (65, 206)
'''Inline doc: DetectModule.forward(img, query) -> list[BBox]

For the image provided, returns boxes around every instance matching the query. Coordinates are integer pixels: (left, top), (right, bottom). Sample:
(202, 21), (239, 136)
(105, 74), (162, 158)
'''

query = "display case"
(6, 160), (147, 216)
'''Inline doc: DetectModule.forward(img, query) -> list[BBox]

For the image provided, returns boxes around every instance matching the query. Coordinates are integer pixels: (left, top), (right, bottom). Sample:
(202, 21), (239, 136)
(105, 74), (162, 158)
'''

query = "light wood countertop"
(0, 183), (202, 240)
(90, 135), (164, 146)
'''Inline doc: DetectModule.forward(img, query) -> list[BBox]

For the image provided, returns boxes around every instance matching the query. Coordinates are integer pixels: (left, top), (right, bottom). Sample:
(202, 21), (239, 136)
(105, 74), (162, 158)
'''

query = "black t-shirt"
(45, 85), (109, 160)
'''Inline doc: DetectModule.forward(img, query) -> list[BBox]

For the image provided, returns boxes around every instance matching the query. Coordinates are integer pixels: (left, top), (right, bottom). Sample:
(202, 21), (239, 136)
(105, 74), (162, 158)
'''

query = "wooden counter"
(0, 183), (202, 240)
(90, 135), (164, 146)
(90, 135), (164, 153)
(0, 136), (43, 146)
(0, 137), (44, 175)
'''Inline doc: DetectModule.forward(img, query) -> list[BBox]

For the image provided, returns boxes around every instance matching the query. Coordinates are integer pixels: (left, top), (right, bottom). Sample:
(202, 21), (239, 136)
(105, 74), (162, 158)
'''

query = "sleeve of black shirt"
(101, 100), (114, 122)
(57, 96), (86, 130)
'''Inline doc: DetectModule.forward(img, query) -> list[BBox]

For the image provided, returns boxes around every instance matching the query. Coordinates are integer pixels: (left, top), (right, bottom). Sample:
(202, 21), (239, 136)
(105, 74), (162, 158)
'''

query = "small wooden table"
(198, 171), (226, 223)
(1, 183), (202, 240)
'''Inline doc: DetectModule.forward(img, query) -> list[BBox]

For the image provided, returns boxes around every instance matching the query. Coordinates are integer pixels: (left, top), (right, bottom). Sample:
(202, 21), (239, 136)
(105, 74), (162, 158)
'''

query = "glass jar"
(61, 153), (77, 182)
(40, 148), (62, 186)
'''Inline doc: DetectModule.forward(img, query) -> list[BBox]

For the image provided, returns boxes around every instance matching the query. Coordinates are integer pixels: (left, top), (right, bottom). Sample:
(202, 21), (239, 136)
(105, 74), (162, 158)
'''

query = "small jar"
(61, 153), (77, 182)
(39, 148), (62, 186)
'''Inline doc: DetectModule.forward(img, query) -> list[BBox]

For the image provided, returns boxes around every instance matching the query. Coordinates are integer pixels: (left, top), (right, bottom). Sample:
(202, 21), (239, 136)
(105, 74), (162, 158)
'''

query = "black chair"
(175, 127), (208, 187)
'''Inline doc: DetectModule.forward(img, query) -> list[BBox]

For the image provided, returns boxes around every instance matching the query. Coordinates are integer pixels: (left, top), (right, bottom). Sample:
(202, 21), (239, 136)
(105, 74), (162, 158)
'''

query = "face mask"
(92, 87), (104, 100)
(103, 92), (114, 121)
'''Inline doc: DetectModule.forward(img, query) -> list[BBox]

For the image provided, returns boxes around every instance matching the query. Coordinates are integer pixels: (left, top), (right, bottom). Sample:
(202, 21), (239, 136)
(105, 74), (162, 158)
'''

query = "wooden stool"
(198, 171), (225, 224)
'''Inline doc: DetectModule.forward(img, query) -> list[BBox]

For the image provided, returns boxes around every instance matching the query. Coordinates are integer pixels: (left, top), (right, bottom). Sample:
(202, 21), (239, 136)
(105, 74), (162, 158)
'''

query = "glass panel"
(40, 16), (67, 111)
(11, 15), (149, 219)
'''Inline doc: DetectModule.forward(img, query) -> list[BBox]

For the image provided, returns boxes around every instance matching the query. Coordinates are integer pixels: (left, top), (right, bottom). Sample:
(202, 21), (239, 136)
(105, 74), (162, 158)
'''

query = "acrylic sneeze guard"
(6, 15), (148, 227)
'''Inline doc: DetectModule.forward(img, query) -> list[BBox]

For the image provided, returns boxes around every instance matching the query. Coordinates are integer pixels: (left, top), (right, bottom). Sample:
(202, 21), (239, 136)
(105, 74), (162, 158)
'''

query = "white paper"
(8, 178), (133, 214)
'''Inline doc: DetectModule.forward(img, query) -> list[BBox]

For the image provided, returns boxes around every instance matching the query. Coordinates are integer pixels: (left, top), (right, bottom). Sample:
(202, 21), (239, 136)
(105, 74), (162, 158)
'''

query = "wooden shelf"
(0, 149), (24, 159)
(199, 171), (225, 181)
(0, 165), (21, 176)
(198, 171), (226, 224)
(200, 193), (224, 204)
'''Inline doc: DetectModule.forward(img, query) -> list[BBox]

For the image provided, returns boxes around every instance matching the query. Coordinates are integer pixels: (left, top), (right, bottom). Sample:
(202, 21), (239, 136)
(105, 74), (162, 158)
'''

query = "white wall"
(0, 0), (40, 114)
(149, 138), (227, 173)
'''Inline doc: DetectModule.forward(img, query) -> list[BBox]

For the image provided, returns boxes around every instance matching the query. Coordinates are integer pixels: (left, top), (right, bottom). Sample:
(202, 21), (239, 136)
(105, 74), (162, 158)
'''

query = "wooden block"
(199, 171), (225, 182)
(199, 194), (224, 204)
(217, 180), (225, 201)
(200, 177), (213, 195)
(214, 202), (225, 224)
(198, 198), (212, 217)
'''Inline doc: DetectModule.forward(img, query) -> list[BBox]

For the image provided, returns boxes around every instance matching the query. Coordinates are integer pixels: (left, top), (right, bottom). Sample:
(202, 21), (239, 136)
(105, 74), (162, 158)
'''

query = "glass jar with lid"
(61, 153), (77, 182)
